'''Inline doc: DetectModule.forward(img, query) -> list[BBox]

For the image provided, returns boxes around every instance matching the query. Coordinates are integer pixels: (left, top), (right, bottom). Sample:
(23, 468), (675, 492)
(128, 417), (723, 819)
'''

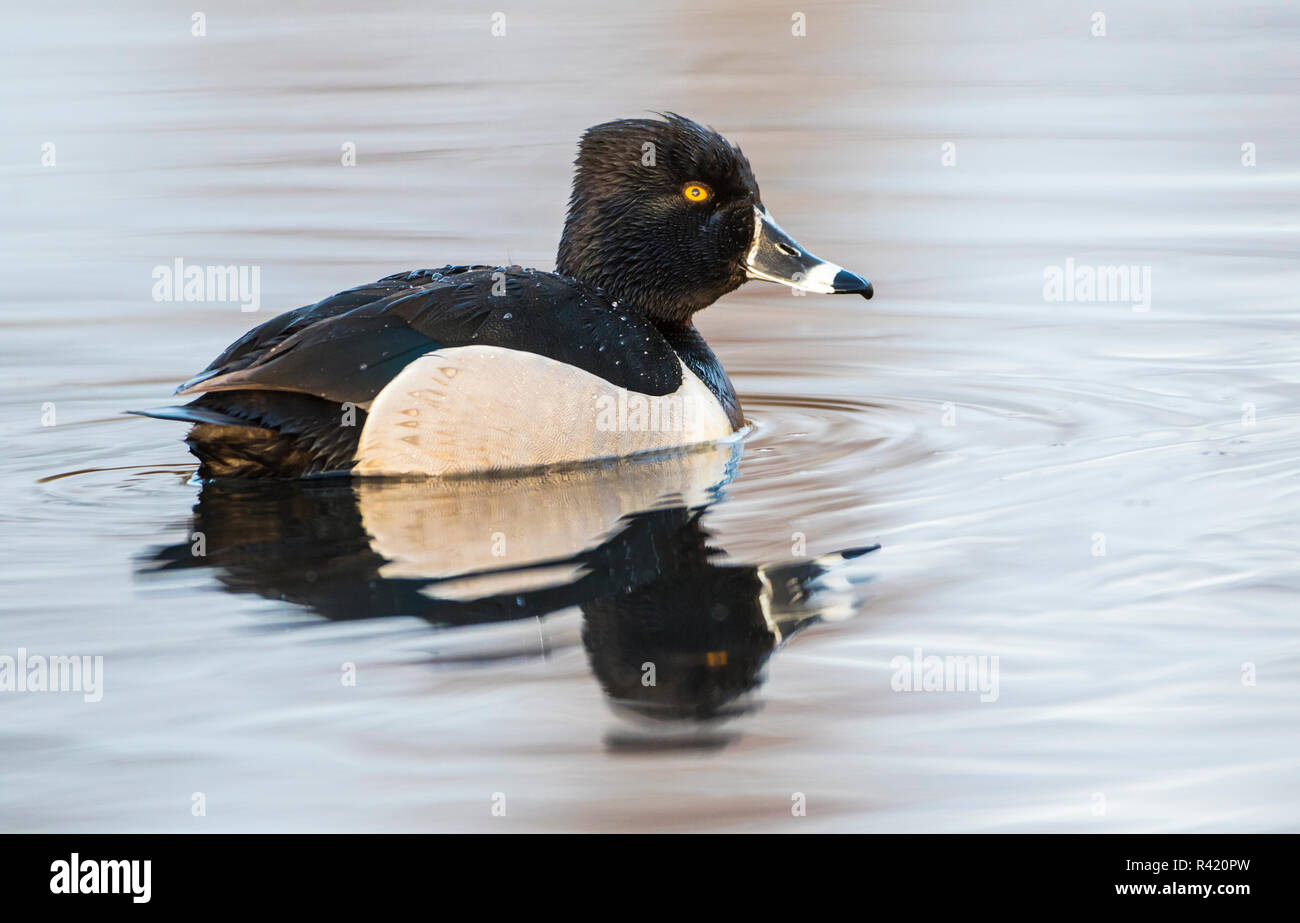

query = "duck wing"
(175, 265), (683, 406)
(174, 266), (487, 394)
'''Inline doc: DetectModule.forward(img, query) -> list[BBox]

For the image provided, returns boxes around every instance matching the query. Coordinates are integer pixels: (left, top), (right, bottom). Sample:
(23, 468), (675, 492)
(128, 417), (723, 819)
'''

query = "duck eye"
(682, 183), (711, 203)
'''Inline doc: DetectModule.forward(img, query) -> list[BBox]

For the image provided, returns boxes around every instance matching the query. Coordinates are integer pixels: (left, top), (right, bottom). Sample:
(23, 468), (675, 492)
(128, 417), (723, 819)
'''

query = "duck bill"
(744, 207), (872, 298)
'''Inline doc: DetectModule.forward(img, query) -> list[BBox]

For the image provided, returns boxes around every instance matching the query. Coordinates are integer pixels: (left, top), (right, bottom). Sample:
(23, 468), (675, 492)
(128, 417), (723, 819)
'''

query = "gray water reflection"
(139, 446), (877, 731)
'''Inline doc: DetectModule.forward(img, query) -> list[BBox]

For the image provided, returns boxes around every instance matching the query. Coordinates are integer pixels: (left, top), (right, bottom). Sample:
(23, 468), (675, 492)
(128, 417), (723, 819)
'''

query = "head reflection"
(143, 444), (876, 728)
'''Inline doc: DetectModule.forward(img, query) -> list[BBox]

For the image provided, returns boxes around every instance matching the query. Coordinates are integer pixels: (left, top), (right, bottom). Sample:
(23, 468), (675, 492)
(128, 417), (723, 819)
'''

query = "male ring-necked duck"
(137, 114), (872, 478)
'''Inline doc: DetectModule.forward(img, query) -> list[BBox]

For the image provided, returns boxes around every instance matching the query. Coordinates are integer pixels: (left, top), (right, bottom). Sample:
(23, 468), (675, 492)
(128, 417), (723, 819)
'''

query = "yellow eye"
(683, 183), (711, 202)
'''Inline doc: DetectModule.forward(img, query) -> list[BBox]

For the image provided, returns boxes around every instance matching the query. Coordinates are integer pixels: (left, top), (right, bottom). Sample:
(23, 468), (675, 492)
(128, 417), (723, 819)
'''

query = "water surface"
(2, 0), (1298, 831)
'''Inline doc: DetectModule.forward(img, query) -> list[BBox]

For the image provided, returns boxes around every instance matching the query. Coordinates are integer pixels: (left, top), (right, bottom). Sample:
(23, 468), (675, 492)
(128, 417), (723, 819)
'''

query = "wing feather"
(175, 265), (682, 406)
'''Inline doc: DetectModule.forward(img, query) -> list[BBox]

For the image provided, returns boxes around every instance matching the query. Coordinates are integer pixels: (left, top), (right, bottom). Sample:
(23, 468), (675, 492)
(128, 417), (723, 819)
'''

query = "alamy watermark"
(50, 853), (150, 903)
(152, 257), (261, 312)
(595, 390), (713, 433)
(0, 648), (103, 703)
(889, 647), (999, 702)
(1043, 257), (1151, 312)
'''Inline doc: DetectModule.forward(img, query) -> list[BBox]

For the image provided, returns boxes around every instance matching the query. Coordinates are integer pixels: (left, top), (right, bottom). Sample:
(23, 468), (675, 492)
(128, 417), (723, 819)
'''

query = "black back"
(180, 265), (686, 405)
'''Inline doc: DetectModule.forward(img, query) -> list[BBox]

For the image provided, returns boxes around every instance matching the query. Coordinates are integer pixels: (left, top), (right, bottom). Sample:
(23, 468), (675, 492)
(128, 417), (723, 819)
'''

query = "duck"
(136, 113), (872, 478)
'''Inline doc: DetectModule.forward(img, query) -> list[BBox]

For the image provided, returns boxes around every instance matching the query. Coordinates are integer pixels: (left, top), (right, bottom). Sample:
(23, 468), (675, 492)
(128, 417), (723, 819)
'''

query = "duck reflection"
(142, 443), (877, 725)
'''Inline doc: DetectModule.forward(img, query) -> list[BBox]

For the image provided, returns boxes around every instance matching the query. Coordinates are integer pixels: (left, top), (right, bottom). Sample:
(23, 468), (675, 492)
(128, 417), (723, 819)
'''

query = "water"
(2, 0), (1298, 831)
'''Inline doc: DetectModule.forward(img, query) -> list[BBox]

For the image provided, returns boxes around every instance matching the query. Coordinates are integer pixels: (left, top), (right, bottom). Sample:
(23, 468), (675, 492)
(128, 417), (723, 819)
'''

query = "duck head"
(556, 113), (873, 326)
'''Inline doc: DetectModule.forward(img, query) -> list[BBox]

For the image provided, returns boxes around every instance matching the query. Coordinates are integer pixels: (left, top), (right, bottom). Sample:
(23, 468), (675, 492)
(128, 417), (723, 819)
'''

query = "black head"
(556, 114), (872, 326)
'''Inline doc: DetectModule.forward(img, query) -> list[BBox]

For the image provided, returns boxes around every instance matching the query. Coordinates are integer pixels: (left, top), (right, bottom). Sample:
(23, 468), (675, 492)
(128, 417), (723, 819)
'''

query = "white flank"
(354, 345), (735, 476)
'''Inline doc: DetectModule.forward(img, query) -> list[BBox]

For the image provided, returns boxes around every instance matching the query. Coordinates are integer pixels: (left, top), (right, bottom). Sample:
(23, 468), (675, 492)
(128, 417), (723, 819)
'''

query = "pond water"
(1, 0), (1297, 831)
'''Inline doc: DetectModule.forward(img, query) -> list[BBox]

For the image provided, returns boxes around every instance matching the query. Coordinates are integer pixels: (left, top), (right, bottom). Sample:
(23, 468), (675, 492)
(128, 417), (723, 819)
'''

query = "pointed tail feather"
(126, 404), (248, 427)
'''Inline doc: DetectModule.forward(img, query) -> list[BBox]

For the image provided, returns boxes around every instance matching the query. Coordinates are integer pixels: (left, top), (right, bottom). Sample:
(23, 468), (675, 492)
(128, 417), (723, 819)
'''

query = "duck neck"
(653, 320), (743, 430)
(557, 229), (741, 427)
(556, 233), (701, 326)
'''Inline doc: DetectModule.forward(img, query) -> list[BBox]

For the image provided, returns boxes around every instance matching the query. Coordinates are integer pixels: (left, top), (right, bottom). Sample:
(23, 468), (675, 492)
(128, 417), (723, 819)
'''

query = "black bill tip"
(832, 269), (873, 299)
